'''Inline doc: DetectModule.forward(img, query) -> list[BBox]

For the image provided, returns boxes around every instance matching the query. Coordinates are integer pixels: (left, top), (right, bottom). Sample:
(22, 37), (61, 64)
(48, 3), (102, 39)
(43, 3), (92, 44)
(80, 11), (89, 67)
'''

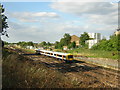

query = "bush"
(91, 35), (119, 51)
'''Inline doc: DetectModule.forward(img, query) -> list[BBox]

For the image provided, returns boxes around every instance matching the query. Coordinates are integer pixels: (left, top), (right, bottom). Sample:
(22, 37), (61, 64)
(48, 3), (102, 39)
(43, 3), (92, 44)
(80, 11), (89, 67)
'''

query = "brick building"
(70, 35), (80, 46)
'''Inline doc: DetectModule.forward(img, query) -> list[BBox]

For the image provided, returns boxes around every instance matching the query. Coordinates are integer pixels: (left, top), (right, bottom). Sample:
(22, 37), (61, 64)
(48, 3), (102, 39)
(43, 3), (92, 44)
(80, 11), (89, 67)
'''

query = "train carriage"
(35, 49), (74, 61)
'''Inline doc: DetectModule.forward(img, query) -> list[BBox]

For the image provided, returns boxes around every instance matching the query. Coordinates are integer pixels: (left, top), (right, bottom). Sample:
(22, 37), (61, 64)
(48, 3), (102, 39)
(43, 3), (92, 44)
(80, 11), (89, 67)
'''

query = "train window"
(58, 55), (62, 57)
(63, 56), (66, 58)
(68, 55), (73, 58)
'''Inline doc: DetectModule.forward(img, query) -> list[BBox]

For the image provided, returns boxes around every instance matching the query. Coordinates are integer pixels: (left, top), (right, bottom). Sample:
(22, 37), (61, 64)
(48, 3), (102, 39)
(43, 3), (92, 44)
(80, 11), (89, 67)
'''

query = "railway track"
(6, 47), (120, 88)
(23, 54), (119, 88)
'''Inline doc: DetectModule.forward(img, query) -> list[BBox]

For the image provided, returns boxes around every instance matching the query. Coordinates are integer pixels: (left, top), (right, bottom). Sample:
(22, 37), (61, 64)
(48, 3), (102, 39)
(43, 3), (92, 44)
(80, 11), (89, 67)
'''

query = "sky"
(1, 1), (118, 43)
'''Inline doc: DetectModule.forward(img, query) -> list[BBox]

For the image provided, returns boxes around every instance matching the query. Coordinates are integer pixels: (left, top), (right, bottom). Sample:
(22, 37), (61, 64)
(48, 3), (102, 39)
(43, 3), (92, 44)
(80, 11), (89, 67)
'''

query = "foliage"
(39, 41), (47, 46)
(80, 32), (90, 46)
(47, 42), (51, 46)
(91, 34), (120, 51)
(55, 41), (59, 49)
(55, 33), (71, 49)
(17, 41), (34, 47)
(3, 41), (9, 45)
(67, 48), (118, 60)
(63, 33), (71, 45)
(0, 3), (9, 37)
(68, 41), (76, 49)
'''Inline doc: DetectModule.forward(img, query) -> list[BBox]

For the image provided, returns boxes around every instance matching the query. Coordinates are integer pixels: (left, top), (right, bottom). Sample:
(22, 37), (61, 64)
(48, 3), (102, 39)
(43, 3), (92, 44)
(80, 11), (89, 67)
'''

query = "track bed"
(6, 47), (120, 88)
(24, 53), (119, 88)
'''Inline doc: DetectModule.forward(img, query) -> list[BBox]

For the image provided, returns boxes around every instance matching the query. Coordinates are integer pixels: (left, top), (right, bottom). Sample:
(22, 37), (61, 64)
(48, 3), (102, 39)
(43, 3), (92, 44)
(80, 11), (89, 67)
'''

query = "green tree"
(54, 33), (71, 49)
(68, 41), (76, 49)
(63, 33), (71, 46)
(0, 4), (9, 47)
(0, 4), (9, 37)
(47, 42), (51, 46)
(80, 32), (90, 46)
(55, 41), (60, 49)
(91, 34), (120, 51)
(40, 41), (47, 47)
(27, 41), (34, 46)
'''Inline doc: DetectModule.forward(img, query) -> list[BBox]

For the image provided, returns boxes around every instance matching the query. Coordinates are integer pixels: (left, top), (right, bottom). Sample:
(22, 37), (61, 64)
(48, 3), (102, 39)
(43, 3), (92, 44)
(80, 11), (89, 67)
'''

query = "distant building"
(63, 46), (68, 50)
(88, 33), (101, 40)
(70, 35), (80, 46)
(87, 33), (101, 49)
(115, 28), (120, 36)
(26, 46), (34, 49)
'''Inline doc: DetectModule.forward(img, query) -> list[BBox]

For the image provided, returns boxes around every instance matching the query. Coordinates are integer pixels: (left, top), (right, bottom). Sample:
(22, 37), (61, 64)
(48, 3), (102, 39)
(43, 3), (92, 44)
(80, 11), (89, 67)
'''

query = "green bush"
(91, 35), (119, 51)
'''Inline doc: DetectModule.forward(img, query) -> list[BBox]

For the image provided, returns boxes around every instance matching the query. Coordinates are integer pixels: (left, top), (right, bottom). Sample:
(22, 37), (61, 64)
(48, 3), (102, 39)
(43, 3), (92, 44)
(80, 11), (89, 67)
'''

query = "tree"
(47, 42), (51, 46)
(80, 32), (90, 46)
(63, 33), (71, 45)
(91, 34), (120, 51)
(55, 41), (60, 49)
(0, 4), (9, 37)
(68, 41), (76, 49)
(54, 33), (71, 49)
(0, 4), (9, 47)
(39, 41), (47, 47)
(17, 41), (27, 47)
(27, 41), (34, 46)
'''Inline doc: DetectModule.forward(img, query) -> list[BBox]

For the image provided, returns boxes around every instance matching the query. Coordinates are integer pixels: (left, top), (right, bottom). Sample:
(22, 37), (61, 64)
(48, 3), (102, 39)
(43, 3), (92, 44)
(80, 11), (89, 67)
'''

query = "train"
(35, 49), (74, 62)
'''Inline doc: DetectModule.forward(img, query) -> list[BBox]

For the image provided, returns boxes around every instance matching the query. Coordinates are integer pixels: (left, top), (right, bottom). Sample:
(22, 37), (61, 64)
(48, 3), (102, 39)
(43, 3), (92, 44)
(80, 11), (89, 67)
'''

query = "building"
(87, 33), (101, 49)
(70, 35), (80, 46)
(115, 28), (120, 36)
(88, 33), (101, 40)
(63, 46), (68, 50)
(26, 46), (34, 49)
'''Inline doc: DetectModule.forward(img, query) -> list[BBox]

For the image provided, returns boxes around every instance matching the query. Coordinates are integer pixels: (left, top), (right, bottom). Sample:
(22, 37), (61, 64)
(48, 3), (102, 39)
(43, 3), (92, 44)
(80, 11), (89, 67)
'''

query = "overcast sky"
(1, 1), (118, 43)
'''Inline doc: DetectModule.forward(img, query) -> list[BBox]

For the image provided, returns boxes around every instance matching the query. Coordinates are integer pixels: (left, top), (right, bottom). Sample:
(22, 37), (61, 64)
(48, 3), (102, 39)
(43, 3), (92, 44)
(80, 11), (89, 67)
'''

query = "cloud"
(2, 18), (116, 43)
(51, 2), (117, 15)
(2, 2), (118, 43)
(51, 2), (118, 25)
(2, 0), (114, 2)
(7, 12), (60, 22)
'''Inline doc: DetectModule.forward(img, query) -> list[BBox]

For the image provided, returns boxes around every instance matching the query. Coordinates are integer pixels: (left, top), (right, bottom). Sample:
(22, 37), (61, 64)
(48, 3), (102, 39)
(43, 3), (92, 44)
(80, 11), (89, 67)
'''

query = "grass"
(22, 48), (36, 53)
(67, 48), (119, 60)
(2, 48), (81, 88)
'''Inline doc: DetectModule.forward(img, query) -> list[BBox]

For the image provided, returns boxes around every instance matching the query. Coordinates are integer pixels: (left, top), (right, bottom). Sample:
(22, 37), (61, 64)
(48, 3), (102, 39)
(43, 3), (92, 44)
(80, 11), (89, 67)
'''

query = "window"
(58, 55), (62, 57)
(68, 55), (73, 58)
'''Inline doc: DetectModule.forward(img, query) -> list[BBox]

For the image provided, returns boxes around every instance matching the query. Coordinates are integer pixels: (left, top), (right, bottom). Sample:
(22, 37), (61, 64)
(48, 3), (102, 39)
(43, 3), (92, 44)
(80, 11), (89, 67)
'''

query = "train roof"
(36, 49), (72, 56)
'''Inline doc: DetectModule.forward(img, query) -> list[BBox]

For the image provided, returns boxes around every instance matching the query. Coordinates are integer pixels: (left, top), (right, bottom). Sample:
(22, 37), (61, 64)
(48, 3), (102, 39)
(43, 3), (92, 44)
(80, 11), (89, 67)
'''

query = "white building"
(88, 33), (101, 40)
(26, 46), (34, 49)
(87, 33), (101, 49)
